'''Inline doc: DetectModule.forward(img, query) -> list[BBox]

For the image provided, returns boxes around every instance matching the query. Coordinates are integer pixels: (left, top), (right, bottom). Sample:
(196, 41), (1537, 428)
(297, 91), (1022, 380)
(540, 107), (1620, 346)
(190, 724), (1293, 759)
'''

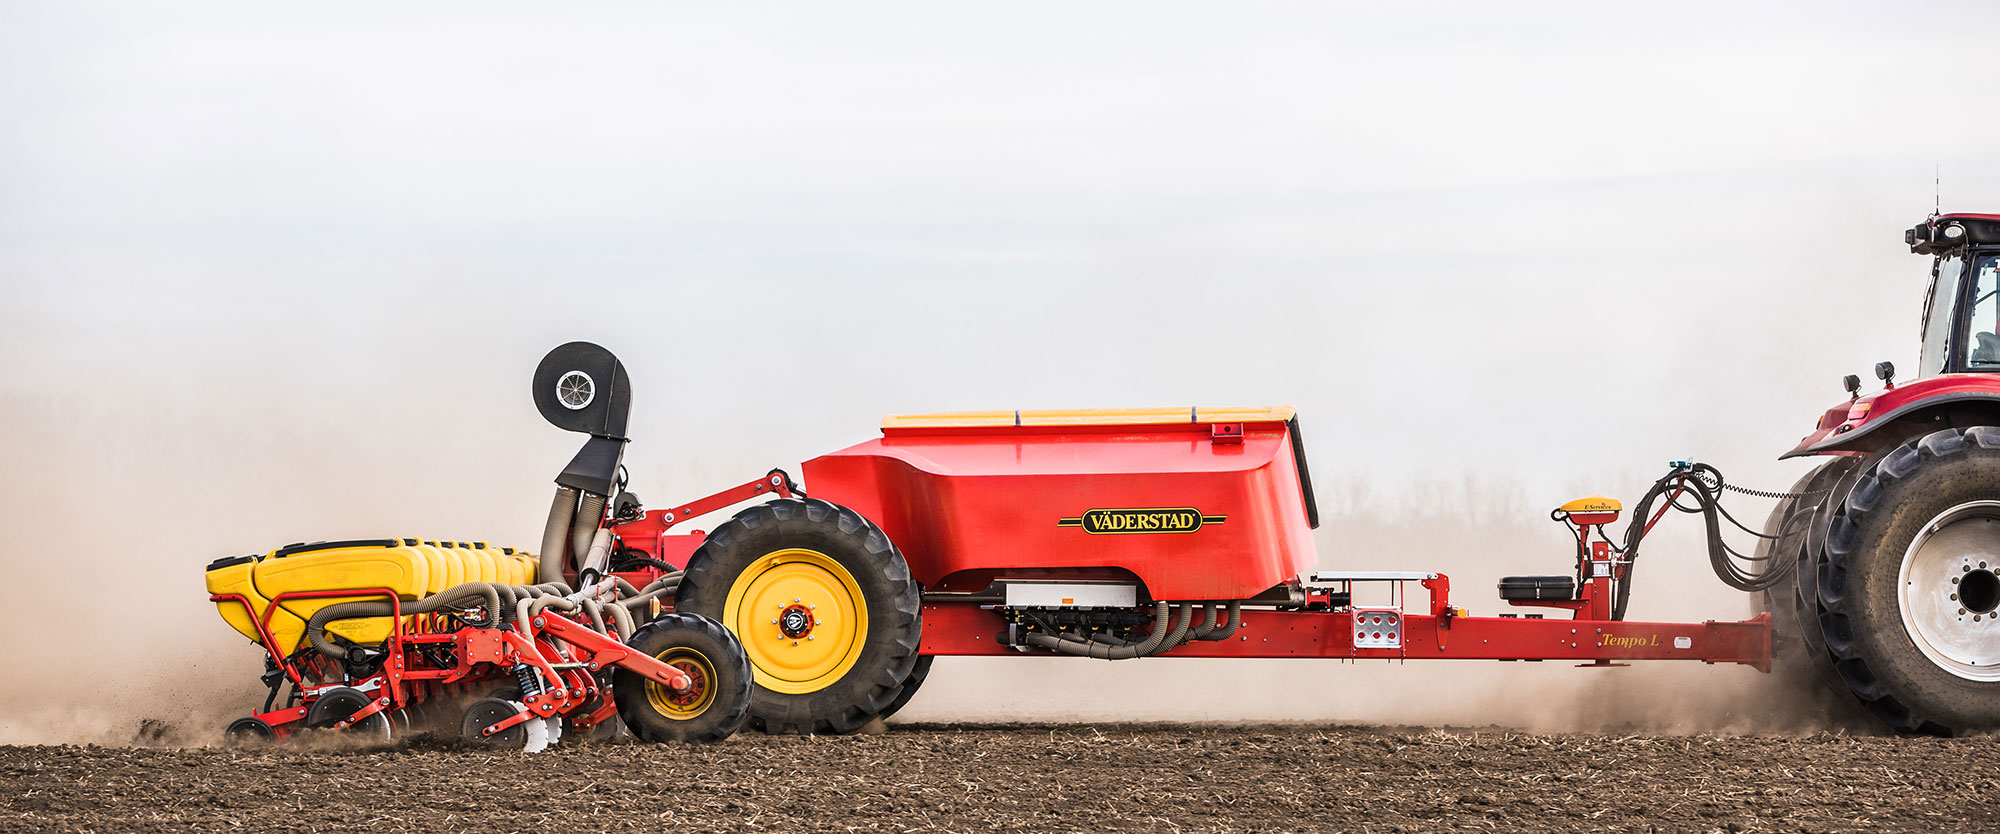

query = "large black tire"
(676, 498), (922, 735)
(1819, 427), (2000, 735)
(1756, 458), (1873, 730)
(877, 655), (935, 721)
(612, 613), (753, 743)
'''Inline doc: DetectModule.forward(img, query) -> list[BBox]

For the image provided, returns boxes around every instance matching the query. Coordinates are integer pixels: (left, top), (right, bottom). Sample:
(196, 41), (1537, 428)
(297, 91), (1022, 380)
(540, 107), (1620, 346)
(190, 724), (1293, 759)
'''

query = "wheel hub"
(779, 605), (814, 639)
(1898, 501), (2000, 681)
(644, 648), (718, 718)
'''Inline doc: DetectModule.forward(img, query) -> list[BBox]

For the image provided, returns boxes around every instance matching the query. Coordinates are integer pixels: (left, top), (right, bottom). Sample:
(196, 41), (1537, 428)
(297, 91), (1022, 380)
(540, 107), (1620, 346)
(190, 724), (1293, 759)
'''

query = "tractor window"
(1966, 255), (2000, 370)
(1921, 255), (1963, 376)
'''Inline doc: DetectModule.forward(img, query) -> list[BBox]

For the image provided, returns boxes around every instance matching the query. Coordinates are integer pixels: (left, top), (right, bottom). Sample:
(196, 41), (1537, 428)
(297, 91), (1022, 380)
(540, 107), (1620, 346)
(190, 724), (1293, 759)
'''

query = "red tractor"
(1760, 212), (2000, 735)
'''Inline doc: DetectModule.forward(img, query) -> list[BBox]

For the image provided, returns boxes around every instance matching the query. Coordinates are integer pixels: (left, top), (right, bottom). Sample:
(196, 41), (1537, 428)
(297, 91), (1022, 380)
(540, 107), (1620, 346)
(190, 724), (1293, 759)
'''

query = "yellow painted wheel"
(676, 498), (922, 735)
(612, 613), (752, 743)
(643, 647), (717, 719)
(723, 548), (869, 694)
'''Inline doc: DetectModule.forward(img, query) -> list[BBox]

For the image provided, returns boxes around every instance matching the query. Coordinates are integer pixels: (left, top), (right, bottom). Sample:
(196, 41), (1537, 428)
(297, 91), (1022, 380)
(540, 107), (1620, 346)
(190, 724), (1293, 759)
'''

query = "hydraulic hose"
(602, 598), (635, 640)
(578, 528), (614, 578)
(539, 486), (580, 587)
(568, 492), (607, 575)
(1614, 462), (1807, 620)
(305, 582), (503, 659)
(616, 571), (684, 611)
(1159, 602), (1193, 648)
(1023, 602), (1179, 659)
(1196, 601), (1242, 641)
(1187, 604), (1220, 640)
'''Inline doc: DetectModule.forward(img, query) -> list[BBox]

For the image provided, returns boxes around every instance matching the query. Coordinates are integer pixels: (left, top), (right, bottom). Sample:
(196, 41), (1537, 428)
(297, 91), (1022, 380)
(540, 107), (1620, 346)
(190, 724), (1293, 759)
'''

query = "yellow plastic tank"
(509, 547), (540, 585)
(479, 542), (520, 585)
(253, 539), (432, 646)
(215, 536), (532, 650)
(403, 538), (449, 594)
(206, 555), (308, 654)
(419, 540), (463, 589)
(457, 541), (498, 584)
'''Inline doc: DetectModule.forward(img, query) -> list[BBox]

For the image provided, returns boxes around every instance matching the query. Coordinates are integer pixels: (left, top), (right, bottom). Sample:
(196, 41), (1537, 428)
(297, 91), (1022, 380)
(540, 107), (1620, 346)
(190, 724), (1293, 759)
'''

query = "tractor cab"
(1910, 214), (2000, 377)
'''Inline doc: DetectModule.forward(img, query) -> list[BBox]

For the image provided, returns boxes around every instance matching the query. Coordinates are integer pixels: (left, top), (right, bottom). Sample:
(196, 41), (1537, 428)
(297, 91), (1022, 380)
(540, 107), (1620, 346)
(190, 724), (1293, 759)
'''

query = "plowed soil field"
(2, 724), (1994, 833)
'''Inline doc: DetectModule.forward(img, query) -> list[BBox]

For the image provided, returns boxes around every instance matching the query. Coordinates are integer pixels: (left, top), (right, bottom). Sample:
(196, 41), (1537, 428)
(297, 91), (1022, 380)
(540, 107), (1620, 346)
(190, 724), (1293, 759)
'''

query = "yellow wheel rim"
(722, 548), (868, 695)
(643, 647), (717, 719)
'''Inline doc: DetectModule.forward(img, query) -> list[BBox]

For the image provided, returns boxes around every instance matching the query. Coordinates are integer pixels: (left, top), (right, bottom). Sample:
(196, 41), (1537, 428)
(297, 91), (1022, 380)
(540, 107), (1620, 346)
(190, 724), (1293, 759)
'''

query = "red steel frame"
(608, 466), (1771, 672)
(909, 496), (1768, 669)
(917, 601), (1771, 669)
(210, 472), (803, 739)
(209, 587), (700, 737)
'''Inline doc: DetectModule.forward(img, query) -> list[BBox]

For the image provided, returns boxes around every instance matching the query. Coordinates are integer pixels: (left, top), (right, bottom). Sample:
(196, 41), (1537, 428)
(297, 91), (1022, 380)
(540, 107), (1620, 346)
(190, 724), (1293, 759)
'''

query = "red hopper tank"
(800, 406), (1319, 601)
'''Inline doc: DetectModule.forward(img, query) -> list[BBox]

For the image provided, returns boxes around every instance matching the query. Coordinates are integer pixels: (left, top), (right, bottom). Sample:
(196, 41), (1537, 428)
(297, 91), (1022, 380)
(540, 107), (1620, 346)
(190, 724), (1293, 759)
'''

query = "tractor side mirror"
(533, 342), (632, 439)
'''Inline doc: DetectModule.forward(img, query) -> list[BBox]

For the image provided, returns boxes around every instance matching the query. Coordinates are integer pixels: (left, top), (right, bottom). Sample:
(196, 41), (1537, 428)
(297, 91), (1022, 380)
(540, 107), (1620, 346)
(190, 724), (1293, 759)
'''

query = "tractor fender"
(1781, 378), (2000, 459)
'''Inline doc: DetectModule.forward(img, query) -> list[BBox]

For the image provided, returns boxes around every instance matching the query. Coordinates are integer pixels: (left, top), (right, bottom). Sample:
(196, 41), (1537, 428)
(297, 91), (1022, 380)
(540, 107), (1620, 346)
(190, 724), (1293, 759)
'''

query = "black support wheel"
(460, 697), (538, 751)
(304, 685), (392, 742)
(1820, 427), (2000, 735)
(223, 716), (276, 746)
(676, 498), (923, 735)
(612, 612), (753, 743)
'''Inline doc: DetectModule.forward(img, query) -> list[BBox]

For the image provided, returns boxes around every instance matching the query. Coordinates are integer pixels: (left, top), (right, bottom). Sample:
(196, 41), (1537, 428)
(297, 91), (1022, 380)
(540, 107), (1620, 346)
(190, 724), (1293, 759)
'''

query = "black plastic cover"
(1497, 575), (1576, 601)
(533, 341), (633, 439)
(1287, 417), (1320, 530)
(557, 434), (628, 496)
(206, 554), (258, 571)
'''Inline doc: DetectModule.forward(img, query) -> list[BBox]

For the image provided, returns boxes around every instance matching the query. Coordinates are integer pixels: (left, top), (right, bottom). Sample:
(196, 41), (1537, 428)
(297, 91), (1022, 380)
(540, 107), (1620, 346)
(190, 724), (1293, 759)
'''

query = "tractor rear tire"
(676, 498), (922, 735)
(612, 613), (753, 743)
(1757, 458), (1872, 729)
(1819, 427), (2000, 735)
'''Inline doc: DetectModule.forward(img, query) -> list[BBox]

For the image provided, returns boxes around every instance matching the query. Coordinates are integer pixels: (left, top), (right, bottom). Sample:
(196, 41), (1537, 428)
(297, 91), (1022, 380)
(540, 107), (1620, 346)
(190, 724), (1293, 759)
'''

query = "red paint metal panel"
(1786, 373), (2000, 457)
(918, 604), (1770, 669)
(802, 420), (1317, 601)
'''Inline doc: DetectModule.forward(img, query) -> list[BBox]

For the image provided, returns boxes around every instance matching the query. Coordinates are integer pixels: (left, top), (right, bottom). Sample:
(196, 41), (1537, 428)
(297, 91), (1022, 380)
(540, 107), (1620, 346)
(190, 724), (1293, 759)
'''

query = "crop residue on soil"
(3, 724), (1993, 833)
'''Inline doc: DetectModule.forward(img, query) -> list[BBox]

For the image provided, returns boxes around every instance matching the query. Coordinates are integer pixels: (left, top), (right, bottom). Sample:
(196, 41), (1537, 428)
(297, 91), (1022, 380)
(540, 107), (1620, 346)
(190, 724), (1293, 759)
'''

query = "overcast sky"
(7, 1), (2000, 736)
